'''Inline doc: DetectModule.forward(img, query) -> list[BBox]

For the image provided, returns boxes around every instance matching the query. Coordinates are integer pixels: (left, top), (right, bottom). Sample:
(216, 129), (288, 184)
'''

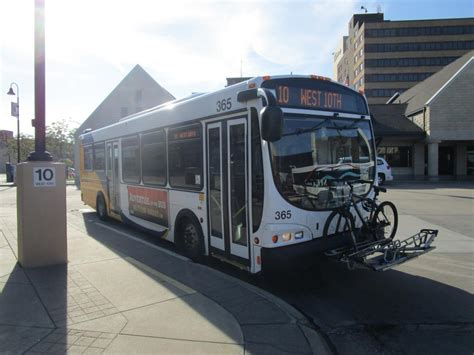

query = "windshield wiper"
(327, 116), (366, 131)
(282, 117), (332, 137)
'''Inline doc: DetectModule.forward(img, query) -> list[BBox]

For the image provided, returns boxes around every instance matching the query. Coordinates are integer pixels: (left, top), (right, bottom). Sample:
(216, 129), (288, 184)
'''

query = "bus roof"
(79, 75), (365, 144)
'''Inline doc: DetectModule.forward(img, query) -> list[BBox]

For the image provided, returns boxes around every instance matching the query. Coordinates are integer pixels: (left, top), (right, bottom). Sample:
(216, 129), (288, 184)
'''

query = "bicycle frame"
(338, 183), (380, 241)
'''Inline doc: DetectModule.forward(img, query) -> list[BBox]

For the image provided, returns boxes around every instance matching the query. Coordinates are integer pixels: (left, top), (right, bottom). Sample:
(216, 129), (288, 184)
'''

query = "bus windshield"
(269, 115), (375, 210)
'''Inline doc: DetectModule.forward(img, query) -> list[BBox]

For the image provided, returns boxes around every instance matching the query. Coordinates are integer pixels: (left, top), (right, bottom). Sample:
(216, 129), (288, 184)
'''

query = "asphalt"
(0, 176), (330, 355)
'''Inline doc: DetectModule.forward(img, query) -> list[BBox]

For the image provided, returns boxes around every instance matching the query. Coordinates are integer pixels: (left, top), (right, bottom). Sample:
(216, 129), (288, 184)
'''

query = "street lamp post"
(7, 83), (20, 163)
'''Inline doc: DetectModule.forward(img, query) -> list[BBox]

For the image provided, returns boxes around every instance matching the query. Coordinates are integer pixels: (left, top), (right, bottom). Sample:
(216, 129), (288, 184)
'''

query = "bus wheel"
(180, 218), (204, 261)
(96, 193), (108, 221)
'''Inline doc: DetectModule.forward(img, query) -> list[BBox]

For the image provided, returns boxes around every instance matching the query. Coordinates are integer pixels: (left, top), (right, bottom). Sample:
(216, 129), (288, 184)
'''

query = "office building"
(334, 13), (474, 104)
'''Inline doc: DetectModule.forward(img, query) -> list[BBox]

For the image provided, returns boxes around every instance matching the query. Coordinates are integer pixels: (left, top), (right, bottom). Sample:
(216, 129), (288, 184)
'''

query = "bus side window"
(168, 124), (203, 190)
(84, 145), (93, 171)
(122, 135), (141, 183)
(93, 142), (105, 171)
(142, 130), (166, 186)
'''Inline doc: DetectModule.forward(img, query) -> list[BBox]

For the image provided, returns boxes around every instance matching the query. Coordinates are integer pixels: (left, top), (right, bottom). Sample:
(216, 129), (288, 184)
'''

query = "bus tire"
(177, 215), (204, 261)
(96, 193), (108, 221)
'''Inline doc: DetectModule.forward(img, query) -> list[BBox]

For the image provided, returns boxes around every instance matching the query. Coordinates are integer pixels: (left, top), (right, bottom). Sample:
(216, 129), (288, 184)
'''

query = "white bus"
(79, 75), (379, 273)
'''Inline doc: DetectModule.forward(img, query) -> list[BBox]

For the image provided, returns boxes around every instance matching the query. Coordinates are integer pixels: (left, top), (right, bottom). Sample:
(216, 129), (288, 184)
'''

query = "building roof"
(76, 65), (174, 136)
(370, 104), (425, 138)
(226, 77), (252, 86)
(397, 50), (474, 115)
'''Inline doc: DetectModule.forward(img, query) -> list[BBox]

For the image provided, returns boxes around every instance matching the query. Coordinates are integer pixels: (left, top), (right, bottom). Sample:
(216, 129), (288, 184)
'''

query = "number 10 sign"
(33, 167), (56, 187)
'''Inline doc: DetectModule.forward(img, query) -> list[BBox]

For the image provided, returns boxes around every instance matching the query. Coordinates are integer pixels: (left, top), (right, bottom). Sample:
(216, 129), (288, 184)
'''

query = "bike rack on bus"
(325, 229), (438, 271)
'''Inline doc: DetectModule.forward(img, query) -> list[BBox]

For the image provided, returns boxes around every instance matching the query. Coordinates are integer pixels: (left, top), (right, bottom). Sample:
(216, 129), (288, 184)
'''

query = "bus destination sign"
(262, 78), (368, 114)
(277, 86), (343, 110)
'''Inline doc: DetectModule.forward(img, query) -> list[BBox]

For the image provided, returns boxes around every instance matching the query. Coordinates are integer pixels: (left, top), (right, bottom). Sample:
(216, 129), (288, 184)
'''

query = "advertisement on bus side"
(127, 186), (169, 227)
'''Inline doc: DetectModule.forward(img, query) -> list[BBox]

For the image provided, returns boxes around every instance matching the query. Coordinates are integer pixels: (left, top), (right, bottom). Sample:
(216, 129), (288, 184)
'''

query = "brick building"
(372, 50), (474, 180)
(333, 13), (474, 104)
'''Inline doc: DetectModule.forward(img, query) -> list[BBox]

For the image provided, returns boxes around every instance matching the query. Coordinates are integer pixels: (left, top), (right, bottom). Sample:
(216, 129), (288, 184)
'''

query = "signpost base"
(17, 161), (67, 268)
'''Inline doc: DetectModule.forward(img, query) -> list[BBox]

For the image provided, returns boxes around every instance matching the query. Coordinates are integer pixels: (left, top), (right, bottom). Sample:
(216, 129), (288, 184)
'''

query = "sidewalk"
(0, 173), (76, 187)
(0, 187), (330, 354)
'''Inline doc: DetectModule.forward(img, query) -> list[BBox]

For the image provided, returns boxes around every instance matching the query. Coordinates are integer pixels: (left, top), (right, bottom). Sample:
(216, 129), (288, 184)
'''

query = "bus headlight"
(294, 231), (304, 239)
(282, 232), (292, 241)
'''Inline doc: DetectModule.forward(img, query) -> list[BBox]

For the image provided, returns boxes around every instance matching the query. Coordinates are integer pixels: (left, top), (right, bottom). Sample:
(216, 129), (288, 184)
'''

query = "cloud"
(1, 0), (358, 132)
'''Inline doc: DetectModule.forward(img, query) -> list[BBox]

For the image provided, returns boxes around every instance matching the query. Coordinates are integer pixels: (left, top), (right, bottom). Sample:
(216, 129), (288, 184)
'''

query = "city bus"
(78, 75), (383, 273)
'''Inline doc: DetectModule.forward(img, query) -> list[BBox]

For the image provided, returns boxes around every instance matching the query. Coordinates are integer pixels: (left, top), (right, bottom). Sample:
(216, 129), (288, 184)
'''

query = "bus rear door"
(106, 141), (120, 213)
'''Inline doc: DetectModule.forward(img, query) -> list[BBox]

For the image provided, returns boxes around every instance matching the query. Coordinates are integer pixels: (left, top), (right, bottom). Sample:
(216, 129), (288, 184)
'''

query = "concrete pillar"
(17, 161), (67, 268)
(427, 142), (439, 180)
(456, 144), (467, 178)
(413, 143), (425, 180)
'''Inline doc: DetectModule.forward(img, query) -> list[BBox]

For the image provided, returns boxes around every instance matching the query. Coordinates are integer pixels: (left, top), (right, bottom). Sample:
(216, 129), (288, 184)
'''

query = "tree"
(7, 119), (76, 166)
(7, 134), (35, 162)
(46, 119), (75, 164)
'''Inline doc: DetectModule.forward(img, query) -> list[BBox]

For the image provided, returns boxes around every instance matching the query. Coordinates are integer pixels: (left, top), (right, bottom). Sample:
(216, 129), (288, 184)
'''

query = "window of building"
(122, 135), (140, 183)
(365, 40), (472, 52)
(366, 72), (434, 82)
(84, 145), (93, 170)
(168, 124), (202, 190)
(141, 130), (166, 185)
(377, 146), (412, 167)
(366, 56), (459, 68)
(366, 88), (406, 97)
(467, 146), (474, 176)
(365, 25), (474, 38)
(93, 142), (105, 171)
(135, 89), (143, 102)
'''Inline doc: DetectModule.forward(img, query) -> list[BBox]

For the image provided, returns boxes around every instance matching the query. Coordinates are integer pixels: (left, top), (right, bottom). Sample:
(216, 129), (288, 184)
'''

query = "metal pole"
(28, 0), (52, 161)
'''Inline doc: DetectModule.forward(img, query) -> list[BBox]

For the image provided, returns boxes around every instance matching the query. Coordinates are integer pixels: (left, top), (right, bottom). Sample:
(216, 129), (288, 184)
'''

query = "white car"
(377, 157), (394, 184)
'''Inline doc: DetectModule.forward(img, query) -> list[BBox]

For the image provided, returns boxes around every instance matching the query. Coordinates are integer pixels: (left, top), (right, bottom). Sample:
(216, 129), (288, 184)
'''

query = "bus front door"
(106, 141), (120, 213)
(207, 118), (249, 265)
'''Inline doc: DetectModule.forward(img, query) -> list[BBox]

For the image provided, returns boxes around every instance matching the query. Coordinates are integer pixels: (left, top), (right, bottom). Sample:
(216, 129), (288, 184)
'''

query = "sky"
(1, 0), (473, 136)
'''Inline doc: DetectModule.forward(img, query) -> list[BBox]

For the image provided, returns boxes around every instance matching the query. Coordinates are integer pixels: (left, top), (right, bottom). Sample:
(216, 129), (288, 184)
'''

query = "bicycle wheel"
(323, 209), (355, 239)
(373, 201), (398, 240)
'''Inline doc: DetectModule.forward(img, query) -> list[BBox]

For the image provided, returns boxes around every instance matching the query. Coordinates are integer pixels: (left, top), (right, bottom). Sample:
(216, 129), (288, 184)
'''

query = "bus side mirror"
(261, 106), (283, 142)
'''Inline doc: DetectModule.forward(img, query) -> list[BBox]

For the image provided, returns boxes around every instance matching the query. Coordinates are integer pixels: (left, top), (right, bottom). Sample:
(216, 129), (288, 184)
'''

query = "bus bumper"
(261, 234), (349, 267)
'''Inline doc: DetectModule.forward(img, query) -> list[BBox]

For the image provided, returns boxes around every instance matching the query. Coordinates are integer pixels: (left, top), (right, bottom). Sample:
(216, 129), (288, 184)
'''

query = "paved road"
(250, 182), (474, 354)
(13, 182), (471, 354)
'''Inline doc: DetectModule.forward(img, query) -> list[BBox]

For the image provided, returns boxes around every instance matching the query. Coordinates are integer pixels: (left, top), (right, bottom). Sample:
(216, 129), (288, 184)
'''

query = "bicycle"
(322, 179), (398, 251)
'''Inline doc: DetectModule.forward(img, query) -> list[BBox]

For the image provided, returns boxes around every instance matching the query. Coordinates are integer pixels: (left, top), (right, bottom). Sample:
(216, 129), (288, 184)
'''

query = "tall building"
(333, 36), (348, 83)
(334, 13), (474, 103)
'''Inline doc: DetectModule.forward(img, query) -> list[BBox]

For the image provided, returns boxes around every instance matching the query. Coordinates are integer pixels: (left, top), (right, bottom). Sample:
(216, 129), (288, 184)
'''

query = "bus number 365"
(275, 210), (292, 220)
(216, 98), (232, 112)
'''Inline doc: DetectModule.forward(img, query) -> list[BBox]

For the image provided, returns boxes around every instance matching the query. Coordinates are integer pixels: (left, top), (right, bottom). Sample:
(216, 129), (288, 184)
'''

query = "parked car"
(377, 157), (393, 184)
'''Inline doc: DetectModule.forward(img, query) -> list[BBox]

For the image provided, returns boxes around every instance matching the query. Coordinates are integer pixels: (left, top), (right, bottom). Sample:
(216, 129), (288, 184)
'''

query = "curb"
(199, 262), (334, 355)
